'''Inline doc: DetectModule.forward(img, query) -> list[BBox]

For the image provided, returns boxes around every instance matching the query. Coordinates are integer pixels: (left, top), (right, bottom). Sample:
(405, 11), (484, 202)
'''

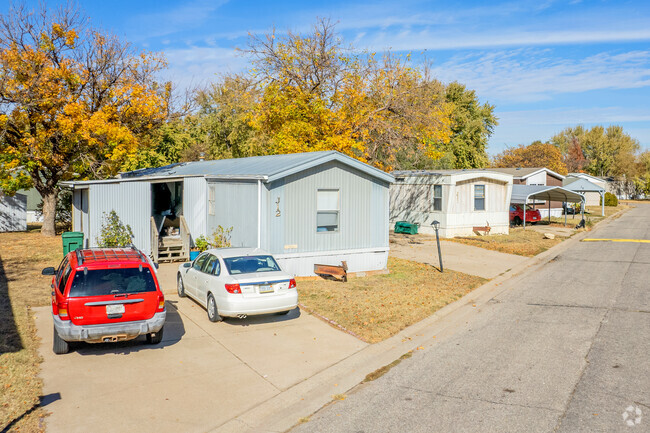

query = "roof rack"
(72, 246), (147, 265)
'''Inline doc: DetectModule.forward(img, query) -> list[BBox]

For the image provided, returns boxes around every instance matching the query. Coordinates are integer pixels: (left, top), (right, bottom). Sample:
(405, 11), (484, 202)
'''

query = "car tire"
(53, 326), (69, 355)
(207, 293), (222, 322)
(513, 216), (522, 226)
(275, 310), (291, 316)
(177, 274), (186, 298)
(146, 326), (164, 344)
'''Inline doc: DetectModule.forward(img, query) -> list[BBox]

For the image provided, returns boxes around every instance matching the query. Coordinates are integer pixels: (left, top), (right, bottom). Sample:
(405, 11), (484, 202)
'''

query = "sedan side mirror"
(182, 262), (191, 268)
(42, 267), (55, 276)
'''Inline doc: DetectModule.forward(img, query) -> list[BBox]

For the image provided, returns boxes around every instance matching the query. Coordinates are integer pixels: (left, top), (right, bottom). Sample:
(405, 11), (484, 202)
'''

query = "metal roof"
(66, 151), (393, 186)
(392, 168), (504, 176)
(562, 178), (605, 193)
(490, 167), (565, 180)
(511, 184), (585, 204)
(567, 173), (606, 184)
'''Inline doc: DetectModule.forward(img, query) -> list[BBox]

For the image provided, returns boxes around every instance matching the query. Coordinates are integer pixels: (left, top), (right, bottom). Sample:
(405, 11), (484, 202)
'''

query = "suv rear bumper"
(53, 311), (166, 342)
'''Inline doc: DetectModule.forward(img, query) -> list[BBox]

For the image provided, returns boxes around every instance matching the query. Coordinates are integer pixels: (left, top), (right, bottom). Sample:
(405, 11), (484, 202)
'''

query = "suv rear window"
(68, 267), (157, 297)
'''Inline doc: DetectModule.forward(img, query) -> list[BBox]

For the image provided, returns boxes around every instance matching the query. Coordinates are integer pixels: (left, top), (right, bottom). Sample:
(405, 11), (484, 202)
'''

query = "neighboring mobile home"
(62, 151), (394, 277)
(0, 191), (27, 232)
(390, 170), (513, 238)
(490, 167), (565, 217)
(563, 173), (607, 206)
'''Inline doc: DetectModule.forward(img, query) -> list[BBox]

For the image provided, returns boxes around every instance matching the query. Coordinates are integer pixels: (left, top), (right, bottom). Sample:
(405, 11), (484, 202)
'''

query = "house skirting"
(417, 224), (509, 238)
(274, 247), (389, 277)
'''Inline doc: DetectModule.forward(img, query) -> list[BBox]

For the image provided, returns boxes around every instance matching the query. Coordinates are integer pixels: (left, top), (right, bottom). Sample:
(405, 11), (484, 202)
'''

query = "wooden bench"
(473, 222), (491, 236)
(314, 261), (348, 282)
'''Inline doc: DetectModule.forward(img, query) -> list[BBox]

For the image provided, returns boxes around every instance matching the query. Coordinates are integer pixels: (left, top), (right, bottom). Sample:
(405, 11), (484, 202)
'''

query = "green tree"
(551, 125), (639, 178)
(439, 82), (497, 168)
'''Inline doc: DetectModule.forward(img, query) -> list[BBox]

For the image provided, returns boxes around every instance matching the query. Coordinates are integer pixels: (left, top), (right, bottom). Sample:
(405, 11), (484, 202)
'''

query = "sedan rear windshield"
(223, 255), (281, 275)
(68, 267), (157, 297)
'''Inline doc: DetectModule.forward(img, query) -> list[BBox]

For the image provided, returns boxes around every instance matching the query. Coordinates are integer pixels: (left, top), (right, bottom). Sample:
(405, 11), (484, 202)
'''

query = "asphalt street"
(292, 204), (650, 433)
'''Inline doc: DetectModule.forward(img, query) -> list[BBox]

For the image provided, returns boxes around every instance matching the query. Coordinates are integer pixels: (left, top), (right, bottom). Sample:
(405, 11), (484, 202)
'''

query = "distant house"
(16, 188), (43, 223)
(0, 191), (27, 232)
(563, 173), (607, 206)
(490, 167), (565, 217)
(390, 170), (513, 238)
(62, 151), (394, 277)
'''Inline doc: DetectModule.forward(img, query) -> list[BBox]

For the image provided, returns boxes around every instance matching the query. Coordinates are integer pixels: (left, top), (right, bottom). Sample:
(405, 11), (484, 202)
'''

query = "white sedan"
(177, 248), (298, 322)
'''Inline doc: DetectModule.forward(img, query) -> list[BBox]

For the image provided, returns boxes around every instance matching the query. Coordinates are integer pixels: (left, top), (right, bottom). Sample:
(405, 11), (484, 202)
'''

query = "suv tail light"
(225, 283), (241, 294)
(156, 294), (165, 312)
(57, 302), (70, 320)
(289, 279), (296, 289)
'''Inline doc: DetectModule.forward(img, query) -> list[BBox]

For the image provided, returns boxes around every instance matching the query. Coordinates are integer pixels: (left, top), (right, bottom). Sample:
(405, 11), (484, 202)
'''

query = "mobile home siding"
(183, 177), (207, 241)
(88, 182), (152, 253)
(268, 161), (389, 255)
(0, 193), (26, 232)
(206, 180), (258, 248)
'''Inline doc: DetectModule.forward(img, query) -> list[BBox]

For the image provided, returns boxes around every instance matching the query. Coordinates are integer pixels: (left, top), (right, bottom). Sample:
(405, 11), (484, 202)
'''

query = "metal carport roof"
(511, 185), (586, 228)
(562, 178), (606, 216)
(511, 184), (585, 204)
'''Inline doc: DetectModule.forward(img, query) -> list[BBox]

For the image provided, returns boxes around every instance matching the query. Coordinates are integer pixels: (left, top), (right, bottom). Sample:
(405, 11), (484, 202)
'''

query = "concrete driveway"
(35, 278), (366, 432)
(390, 235), (528, 279)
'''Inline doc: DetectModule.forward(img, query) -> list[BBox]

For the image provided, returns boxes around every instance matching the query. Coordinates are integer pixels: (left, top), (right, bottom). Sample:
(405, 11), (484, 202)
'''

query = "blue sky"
(5, 0), (650, 155)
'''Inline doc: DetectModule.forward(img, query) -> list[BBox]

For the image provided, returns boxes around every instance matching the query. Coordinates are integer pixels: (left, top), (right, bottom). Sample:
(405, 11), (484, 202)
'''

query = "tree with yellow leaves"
(237, 19), (453, 170)
(0, 3), (169, 236)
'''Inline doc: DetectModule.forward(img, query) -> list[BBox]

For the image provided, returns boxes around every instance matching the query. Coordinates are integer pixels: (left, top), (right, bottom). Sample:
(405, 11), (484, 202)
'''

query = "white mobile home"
(63, 151), (394, 277)
(564, 173), (607, 206)
(390, 170), (513, 238)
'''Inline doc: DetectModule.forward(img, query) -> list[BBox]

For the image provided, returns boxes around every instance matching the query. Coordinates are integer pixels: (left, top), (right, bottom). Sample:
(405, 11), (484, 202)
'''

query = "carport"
(563, 178), (605, 216)
(511, 185), (586, 228)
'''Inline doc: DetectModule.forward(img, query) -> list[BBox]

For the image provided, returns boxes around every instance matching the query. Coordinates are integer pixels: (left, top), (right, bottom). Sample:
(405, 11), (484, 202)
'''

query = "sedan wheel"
(177, 274), (186, 298)
(207, 293), (222, 322)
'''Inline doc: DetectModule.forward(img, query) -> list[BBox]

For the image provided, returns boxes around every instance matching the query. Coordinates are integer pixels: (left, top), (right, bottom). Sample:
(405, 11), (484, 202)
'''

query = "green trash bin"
(62, 231), (84, 255)
(394, 221), (419, 235)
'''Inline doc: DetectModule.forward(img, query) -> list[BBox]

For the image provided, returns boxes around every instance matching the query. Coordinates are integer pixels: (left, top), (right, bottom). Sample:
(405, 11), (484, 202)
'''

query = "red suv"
(509, 204), (541, 225)
(42, 247), (166, 354)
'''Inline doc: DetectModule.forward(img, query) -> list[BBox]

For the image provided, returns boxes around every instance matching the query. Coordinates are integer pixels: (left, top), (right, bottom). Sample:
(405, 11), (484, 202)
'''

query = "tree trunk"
(41, 190), (58, 237)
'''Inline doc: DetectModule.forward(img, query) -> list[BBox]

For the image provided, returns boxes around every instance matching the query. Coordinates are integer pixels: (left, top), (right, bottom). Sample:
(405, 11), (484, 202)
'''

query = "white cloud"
(428, 49), (650, 103)
(161, 45), (248, 90)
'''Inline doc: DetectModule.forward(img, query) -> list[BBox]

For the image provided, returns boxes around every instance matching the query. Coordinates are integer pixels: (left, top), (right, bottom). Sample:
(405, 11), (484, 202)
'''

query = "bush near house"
(601, 192), (619, 207)
(96, 210), (134, 247)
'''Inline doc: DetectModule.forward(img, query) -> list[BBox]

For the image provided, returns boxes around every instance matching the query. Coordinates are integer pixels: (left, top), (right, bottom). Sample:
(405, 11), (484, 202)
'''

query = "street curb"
(210, 206), (633, 433)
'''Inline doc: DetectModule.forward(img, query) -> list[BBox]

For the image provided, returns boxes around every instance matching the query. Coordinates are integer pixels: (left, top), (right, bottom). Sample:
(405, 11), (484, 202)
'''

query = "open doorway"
(151, 181), (189, 262)
(151, 181), (183, 235)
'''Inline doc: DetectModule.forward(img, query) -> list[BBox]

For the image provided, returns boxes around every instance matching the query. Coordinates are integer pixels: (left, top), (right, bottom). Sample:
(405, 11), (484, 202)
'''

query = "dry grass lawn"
(298, 257), (486, 343)
(446, 204), (630, 257)
(446, 228), (564, 257)
(1, 228), (62, 433)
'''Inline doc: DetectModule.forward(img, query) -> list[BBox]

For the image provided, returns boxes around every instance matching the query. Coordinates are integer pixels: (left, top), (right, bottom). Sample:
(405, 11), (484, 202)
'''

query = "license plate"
(259, 284), (273, 294)
(106, 304), (125, 315)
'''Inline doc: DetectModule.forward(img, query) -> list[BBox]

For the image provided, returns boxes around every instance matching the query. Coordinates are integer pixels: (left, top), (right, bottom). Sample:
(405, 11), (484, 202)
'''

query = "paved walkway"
(35, 292), (366, 432)
(390, 237), (528, 279)
(291, 204), (649, 433)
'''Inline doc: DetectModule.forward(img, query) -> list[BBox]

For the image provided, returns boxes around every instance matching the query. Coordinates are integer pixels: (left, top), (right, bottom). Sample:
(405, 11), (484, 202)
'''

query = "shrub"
(194, 235), (209, 252)
(97, 210), (134, 247)
(210, 225), (232, 248)
(600, 192), (618, 207)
